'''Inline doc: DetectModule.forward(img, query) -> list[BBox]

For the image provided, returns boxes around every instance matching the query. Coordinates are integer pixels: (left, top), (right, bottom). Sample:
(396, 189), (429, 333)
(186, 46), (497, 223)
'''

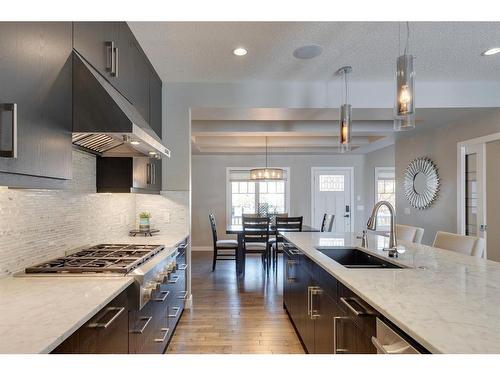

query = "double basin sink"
(316, 248), (404, 269)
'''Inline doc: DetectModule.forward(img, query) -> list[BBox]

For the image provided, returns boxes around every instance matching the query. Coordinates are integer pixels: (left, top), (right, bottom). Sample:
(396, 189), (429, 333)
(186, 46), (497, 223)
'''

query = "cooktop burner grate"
(25, 244), (164, 274)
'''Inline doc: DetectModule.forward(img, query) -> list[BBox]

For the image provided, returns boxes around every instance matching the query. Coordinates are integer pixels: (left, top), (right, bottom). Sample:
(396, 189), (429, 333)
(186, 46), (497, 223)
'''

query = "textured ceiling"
(129, 22), (500, 83)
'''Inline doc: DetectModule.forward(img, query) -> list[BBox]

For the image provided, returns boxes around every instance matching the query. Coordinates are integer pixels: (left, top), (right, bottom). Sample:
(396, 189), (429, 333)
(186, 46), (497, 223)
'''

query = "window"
(319, 175), (344, 191)
(375, 168), (396, 229)
(227, 169), (289, 225)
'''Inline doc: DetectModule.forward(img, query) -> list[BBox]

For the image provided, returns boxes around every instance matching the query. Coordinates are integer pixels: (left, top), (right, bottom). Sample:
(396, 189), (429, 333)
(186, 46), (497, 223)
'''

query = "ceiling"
(190, 107), (488, 155)
(129, 22), (500, 83)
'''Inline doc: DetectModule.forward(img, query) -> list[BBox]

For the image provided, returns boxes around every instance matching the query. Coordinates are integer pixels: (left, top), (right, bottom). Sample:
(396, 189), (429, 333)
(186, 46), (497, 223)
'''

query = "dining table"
(226, 224), (320, 275)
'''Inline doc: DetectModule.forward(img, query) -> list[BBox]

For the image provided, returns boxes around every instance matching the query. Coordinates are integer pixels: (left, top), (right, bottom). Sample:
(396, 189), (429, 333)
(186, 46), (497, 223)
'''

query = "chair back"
(321, 214), (335, 232)
(242, 213), (259, 219)
(396, 224), (425, 244)
(208, 213), (218, 245)
(269, 212), (288, 226)
(433, 231), (485, 257)
(275, 216), (303, 244)
(242, 216), (270, 247)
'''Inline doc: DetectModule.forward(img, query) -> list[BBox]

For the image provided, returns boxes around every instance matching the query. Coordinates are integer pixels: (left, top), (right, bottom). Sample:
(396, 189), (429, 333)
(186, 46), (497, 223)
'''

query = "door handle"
(0, 103), (17, 158)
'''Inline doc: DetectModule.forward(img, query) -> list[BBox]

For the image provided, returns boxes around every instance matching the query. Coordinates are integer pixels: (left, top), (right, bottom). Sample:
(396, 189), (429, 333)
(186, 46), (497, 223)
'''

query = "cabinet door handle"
(308, 286), (322, 320)
(153, 290), (169, 302)
(333, 316), (349, 354)
(154, 328), (170, 343)
(152, 163), (156, 185)
(340, 297), (378, 316)
(112, 46), (119, 77)
(146, 163), (152, 184)
(105, 41), (114, 73)
(0, 103), (17, 158)
(178, 291), (188, 300)
(87, 306), (125, 329)
(177, 264), (188, 271)
(168, 306), (181, 318)
(285, 260), (297, 282)
(130, 316), (153, 334)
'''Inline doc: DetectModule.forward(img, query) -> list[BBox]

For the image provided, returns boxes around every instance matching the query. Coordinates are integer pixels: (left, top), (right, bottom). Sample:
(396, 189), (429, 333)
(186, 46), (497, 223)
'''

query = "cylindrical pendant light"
(394, 22), (415, 131)
(336, 66), (352, 153)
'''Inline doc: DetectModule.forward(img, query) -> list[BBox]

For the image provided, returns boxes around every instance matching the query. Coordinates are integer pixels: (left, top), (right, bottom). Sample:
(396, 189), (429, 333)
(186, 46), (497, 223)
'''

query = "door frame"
(310, 167), (355, 232)
(457, 132), (500, 258)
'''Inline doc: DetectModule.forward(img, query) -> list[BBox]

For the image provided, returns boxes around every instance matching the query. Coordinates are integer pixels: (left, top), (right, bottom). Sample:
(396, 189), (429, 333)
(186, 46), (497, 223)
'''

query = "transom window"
(319, 175), (344, 192)
(227, 169), (289, 225)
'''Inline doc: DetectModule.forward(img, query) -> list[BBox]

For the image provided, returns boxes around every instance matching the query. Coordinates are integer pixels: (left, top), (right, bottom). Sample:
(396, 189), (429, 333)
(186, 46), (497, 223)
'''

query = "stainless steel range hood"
(72, 52), (170, 158)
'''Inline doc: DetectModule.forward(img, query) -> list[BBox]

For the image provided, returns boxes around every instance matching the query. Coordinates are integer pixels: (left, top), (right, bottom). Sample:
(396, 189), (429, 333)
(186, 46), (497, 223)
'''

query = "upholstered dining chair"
(321, 214), (335, 232)
(433, 231), (485, 258)
(272, 216), (303, 267)
(242, 216), (271, 267)
(209, 213), (238, 271)
(396, 224), (425, 244)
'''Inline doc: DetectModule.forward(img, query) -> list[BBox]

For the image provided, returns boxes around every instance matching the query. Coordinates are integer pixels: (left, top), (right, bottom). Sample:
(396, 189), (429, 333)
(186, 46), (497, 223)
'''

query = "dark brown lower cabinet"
(282, 239), (380, 354)
(53, 287), (129, 354)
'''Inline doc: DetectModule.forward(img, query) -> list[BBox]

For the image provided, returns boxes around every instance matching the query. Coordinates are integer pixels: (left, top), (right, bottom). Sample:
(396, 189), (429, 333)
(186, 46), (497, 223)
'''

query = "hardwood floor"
(166, 251), (305, 354)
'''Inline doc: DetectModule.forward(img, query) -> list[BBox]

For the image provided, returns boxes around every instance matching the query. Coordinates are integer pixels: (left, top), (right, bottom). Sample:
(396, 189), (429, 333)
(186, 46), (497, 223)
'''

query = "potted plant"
(139, 212), (152, 231)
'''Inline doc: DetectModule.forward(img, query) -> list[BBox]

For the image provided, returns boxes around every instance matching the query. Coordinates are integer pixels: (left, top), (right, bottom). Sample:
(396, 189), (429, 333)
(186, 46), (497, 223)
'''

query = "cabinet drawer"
(318, 266), (338, 301)
(338, 283), (378, 339)
(129, 302), (155, 354)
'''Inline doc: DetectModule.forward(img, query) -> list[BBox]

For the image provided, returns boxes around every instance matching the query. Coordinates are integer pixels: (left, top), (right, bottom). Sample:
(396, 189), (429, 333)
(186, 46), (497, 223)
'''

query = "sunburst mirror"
(404, 157), (440, 209)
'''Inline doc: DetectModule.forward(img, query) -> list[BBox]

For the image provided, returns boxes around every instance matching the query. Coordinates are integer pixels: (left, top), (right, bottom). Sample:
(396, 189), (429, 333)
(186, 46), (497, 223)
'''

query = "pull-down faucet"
(367, 201), (399, 257)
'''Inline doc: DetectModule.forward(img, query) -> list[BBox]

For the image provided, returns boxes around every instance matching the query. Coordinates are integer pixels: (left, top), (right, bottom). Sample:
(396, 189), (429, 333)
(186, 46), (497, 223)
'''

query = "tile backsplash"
(0, 150), (189, 278)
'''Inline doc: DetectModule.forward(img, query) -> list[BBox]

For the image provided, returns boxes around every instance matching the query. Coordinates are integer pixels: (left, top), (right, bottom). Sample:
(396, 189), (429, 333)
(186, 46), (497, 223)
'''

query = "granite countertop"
(0, 231), (189, 354)
(282, 231), (500, 354)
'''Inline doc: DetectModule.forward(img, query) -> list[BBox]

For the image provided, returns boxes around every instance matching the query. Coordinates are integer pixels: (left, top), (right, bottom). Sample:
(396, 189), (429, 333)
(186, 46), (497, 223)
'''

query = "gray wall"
(395, 109), (500, 245)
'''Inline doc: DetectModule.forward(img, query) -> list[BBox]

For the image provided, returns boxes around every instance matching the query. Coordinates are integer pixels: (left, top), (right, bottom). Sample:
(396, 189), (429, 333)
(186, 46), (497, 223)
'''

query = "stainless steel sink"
(316, 248), (403, 269)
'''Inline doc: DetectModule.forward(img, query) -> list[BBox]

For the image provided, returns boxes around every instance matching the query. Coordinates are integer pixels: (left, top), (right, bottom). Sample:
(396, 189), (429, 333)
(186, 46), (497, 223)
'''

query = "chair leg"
(212, 248), (217, 271)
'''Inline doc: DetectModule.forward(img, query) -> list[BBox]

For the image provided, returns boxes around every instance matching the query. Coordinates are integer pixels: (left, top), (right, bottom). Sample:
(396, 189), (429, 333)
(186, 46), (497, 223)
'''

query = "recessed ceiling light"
(481, 47), (500, 56)
(130, 141), (140, 145)
(233, 47), (247, 56)
(293, 44), (323, 59)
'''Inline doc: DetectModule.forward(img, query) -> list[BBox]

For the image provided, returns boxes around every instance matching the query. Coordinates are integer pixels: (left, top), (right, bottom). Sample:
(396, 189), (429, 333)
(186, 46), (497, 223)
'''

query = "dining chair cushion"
(245, 242), (268, 250)
(216, 239), (238, 248)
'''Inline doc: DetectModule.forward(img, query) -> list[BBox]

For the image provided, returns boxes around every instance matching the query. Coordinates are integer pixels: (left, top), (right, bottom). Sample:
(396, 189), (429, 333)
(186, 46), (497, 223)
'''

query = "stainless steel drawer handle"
(153, 291), (169, 302)
(285, 260), (297, 282)
(87, 306), (125, 329)
(168, 307), (181, 318)
(105, 41), (114, 73)
(113, 46), (119, 77)
(130, 316), (153, 334)
(168, 275), (179, 284)
(340, 297), (378, 316)
(178, 291), (188, 300)
(178, 264), (188, 271)
(0, 103), (17, 158)
(333, 316), (349, 354)
(308, 286), (322, 320)
(154, 328), (170, 343)
(371, 336), (412, 354)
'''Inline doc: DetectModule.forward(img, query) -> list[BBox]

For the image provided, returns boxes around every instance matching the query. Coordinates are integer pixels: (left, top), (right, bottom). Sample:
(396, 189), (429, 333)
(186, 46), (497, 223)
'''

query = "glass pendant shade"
(339, 103), (352, 153)
(394, 53), (415, 131)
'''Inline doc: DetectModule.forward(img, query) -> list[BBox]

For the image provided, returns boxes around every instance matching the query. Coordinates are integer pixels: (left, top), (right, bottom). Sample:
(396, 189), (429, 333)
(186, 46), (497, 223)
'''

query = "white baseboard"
(191, 246), (213, 252)
(184, 294), (193, 309)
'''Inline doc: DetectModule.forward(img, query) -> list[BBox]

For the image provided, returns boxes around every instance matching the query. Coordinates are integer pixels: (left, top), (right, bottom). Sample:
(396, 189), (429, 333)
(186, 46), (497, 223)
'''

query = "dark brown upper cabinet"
(73, 22), (162, 138)
(0, 22), (73, 182)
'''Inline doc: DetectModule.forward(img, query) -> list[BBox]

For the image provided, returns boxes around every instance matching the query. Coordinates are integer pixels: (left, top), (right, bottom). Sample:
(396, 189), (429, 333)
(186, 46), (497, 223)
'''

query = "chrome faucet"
(367, 201), (398, 257)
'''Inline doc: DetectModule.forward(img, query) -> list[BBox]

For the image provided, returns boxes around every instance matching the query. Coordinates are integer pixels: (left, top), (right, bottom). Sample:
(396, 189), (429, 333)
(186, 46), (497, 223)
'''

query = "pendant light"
(250, 137), (284, 181)
(336, 66), (352, 153)
(394, 22), (415, 131)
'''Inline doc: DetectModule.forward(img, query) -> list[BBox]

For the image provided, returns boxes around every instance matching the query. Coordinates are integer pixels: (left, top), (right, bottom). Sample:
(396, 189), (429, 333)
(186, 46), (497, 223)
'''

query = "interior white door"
(312, 168), (352, 232)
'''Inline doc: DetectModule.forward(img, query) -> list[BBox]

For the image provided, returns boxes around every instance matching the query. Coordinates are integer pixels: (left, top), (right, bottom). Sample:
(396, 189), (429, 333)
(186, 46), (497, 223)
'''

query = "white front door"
(312, 168), (353, 232)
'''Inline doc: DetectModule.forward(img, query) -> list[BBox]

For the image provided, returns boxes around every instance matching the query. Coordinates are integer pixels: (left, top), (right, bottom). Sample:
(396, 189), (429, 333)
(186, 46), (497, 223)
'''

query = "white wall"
(364, 145), (395, 219)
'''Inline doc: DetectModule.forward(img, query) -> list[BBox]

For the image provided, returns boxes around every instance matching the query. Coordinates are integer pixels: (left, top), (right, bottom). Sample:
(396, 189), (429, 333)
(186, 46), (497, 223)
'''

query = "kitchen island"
(282, 231), (500, 354)
(0, 230), (189, 354)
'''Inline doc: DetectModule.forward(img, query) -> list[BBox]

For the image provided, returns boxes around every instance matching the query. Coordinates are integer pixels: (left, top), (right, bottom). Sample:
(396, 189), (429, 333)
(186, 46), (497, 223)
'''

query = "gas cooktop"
(25, 244), (164, 274)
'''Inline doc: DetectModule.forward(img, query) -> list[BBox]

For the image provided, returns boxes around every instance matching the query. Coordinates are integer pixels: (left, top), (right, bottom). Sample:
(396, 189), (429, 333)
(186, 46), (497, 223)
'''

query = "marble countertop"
(0, 231), (189, 354)
(282, 231), (500, 354)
